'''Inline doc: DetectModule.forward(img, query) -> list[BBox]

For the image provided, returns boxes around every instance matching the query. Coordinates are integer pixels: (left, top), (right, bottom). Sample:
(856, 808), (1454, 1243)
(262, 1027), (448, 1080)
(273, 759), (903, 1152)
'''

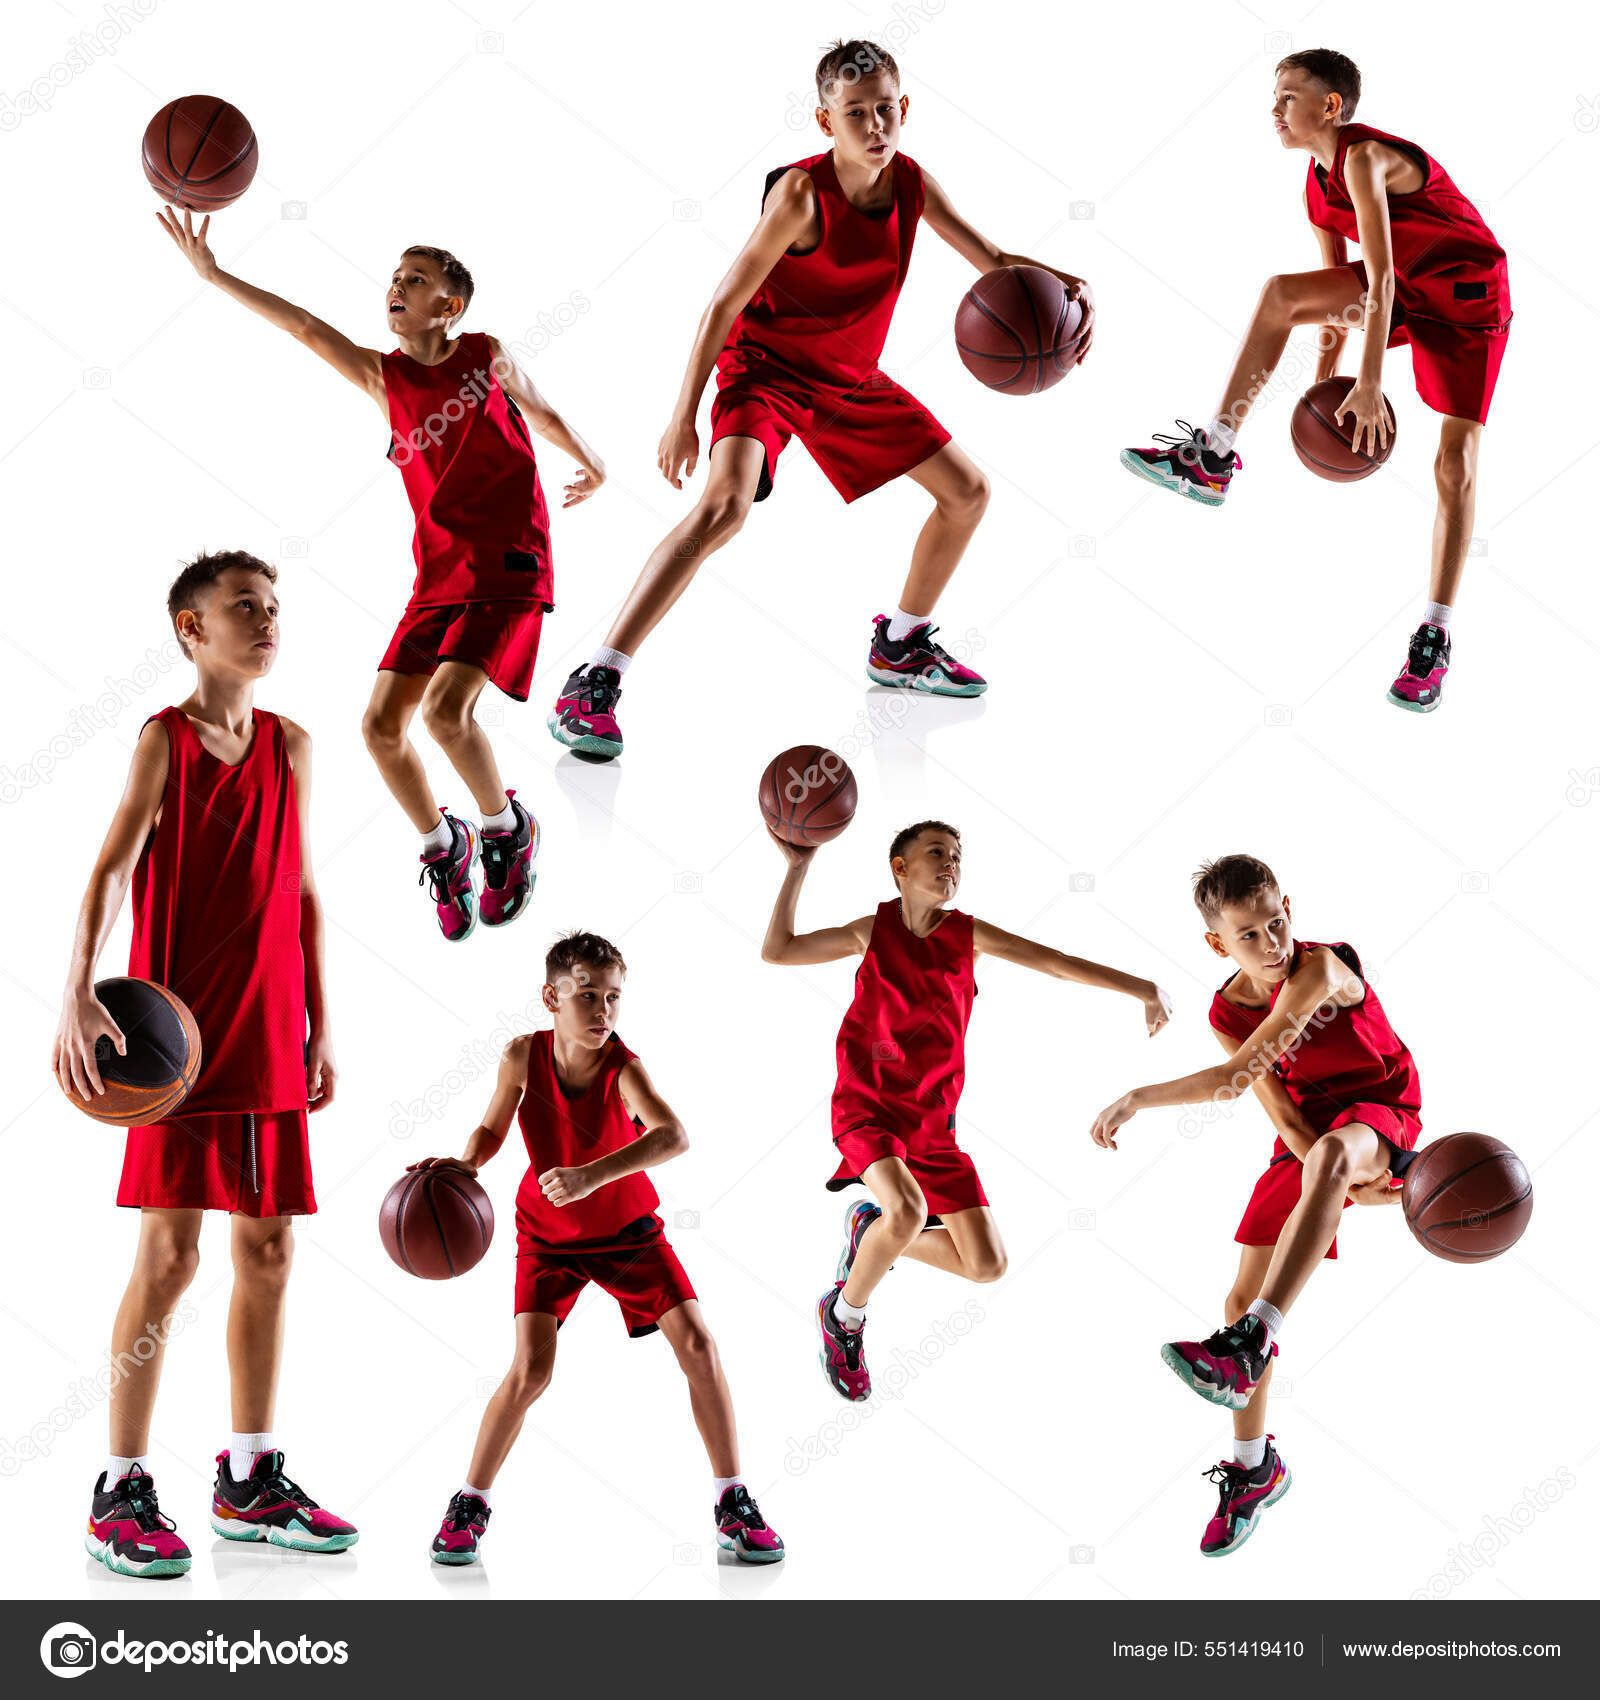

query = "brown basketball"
(142, 96), (259, 211)
(60, 977), (201, 1127)
(1403, 1132), (1532, 1264)
(380, 1168), (495, 1279)
(759, 745), (858, 847)
(955, 265), (1086, 394)
(1290, 376), (1396, 481)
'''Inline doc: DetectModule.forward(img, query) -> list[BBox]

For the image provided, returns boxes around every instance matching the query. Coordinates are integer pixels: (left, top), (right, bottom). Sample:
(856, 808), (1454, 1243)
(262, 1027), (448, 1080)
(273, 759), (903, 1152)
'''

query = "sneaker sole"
(481, 819), (540, 929)
(546, 712), (622, 762)
(84, 1531), (191, 1578)
(210, 1512), (358, 1552)
(1200, 1466), (1293, 1558)
(1386, 689), (1442, 714)
(815, 1291), (871, 1404)
(431, 1548), (480, 1566)
(1119, 449), (1227, 507)
(716, 1533), (786, 1564)
(1159, 1342), (1252, 1411)
(865, 664), (988, 698)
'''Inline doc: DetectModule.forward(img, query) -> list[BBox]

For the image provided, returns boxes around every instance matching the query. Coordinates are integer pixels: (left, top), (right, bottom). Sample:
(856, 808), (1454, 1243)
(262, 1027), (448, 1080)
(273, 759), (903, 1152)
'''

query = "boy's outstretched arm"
(657, 171), (816, 489)
(281, 719), (336, 1113)
(971, 918), (1171, 1035)
(157, 207), (385, 407)
(919, 172), (1095, 360)
(408, 1036), (530, 1176)
(52, 720), (170, 1102)
(485, 335), (607, 510)
(536, 1057), (689, 1209)
(760, 832), (873, 966)
(1308, 191), (1351, 383)
(1089, 946), (1360, 1149)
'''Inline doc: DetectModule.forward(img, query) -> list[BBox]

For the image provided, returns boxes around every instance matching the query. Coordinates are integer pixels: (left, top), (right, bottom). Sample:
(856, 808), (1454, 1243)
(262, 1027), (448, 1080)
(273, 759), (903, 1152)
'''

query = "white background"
(1, 0), (1596, 1607)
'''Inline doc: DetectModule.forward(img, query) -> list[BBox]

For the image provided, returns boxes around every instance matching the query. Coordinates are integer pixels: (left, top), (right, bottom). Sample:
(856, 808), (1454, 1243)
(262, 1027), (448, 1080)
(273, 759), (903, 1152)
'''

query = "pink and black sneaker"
(1120, 420), (1241, 507)
(430, 1490), (491, 1566)
(419, 811), (479, 942)
(1199, 1438), (1292, 1557)
(1387, 622), (1451, 713)
(816, 1283), (871, 1403)
(210, 1449), (358, 1553)
(480, 792), (539, 929)
(547, 664), (624, 762)
(85, 1464), (192, 1578)
(714, 1484), (785, 1564)
(836, 1198), (883, 1283)
(1160, 1315), (1277, 1411)
(867, 616), (988, 697)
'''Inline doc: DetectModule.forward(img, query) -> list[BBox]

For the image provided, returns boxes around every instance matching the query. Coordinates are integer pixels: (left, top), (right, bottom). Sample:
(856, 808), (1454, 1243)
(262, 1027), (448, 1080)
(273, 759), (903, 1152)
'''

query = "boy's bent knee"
(504, 1359), (552, 1406)
(968, 1248), (1008, 1283)
(696, 490), (752, 542)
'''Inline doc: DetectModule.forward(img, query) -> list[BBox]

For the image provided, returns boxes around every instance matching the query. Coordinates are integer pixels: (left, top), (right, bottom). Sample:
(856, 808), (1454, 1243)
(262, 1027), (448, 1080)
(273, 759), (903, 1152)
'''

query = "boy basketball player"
(1121, 49), (1510, 714)
(53, 551), (355, 1577)
(1088, 855), (1416, 1556)
(547, 38), (1095, 762)
(158, 213), (606, 937)
(763, 821), (1170, 1402)
(411, 932), (783, 1566)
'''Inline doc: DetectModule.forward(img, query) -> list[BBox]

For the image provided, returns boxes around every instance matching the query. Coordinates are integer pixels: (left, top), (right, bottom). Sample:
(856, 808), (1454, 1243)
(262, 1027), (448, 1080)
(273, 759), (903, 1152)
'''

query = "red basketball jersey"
(382, 330), (554, 608)
(719, 150), (927, 392)
(130, 707), (308, 1114)
(1305, 123), (1510, 330)
(832, 901), (977, 1133)
(513, 1032), (660, 1247)
(1208, 939), (1422, 1143)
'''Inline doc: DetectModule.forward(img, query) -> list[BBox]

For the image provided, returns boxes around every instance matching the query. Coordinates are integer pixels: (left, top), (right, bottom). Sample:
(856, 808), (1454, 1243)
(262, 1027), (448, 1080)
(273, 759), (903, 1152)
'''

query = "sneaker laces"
(570, 666), (620, 717)
(480, 810), (523, 889)
(1202, 1459), (1251, 1509)
(830, 1306), (865, 1369)
(418, 825), (464, 903)
(115, 1467), (177, 1534)
(723, 1486), (767, 1530)
(1406, 625), (1447, 676)
(1150, 419), (1235, 472)
(446, 1492), (490, 1532)
(252, 1452), (319, 1510)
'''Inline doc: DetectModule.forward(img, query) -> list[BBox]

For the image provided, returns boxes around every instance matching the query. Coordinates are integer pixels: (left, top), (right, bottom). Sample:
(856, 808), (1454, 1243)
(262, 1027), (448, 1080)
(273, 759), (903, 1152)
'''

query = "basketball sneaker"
(1120, 420), (1241, 507)
(866, 616), (987, 696)
(547, 664), (624, 761)
(816, 1283), (871, 1402)
(430, 1491), (492, 1565)
(210, 1449), (358, 1552)
(1387, 622), (1451, 713)
(480, 792), (539, 928)
(1200, 1439), (1292, 1557)
(714, 1484), (785, 1564)
(85, 1465), (192, 1579)
(837, 1198), (883, 1284)
(419, 811), (479, 943)
(1160, 1315), (1277, 1411)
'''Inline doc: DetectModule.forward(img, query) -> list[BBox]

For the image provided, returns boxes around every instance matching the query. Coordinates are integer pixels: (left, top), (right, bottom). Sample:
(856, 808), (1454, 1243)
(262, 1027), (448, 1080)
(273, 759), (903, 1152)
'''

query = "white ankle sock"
(1204, 418), (1238, 456)
(1423, 601), (1452, 629)
(712, 1475), (743, 1501)
(833, 1291), (867, 1330)
(105, 1454), (148, 1484)
(885, 607), (930, 643)
(229, 1433), (274, 1478)
(586, 646), (631, 676)
(1244, 1298), (1283, 1347)
(1233, 1434), (1268, 1471)
(459, 1482), (491, 1506)
(482, 796), (516, 833)
(420, 817), (453, 857)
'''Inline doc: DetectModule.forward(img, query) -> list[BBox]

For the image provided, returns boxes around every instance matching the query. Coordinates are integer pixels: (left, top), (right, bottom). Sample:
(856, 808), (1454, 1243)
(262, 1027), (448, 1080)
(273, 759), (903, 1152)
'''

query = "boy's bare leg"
(839, 1156), (930, 1307)
(604, 436), (766, 655)
(227, 1214), (294, 1432)
(657, 1301), (738, 1477)
(1428, 416), (1482, 606)
(899, 1205), (1008, 1283)
(1224, 1244), (1276, 1444)
(466, 1312), (559, 1489)
(361, 670), (435, 831)
(1255, 1125), (1389, 1317)
(897, 443), (990, 616)
(1212, 267), (1373, 436)
(419, 661), (507, 816)
(108, 1209), (203, 1456)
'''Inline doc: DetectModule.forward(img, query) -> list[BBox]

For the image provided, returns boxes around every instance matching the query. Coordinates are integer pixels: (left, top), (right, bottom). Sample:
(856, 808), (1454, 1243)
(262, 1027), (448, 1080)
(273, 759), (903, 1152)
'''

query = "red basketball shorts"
(118, 1109), (316, 1217)
(1349, 261), (1510, 425)
(711, 366), (951, 504)
(380, 599), (545, 702)
(827, 1107), (988, 1221)
(513, 1215), (696, 1337)
(1235, 1104), (1420, 1260)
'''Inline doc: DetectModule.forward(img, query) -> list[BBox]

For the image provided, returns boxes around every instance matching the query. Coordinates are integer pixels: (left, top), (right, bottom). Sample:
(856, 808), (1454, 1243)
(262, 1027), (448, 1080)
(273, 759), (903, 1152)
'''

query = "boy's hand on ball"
(767, 827), (817, 868)
(156, 206), (218, 281)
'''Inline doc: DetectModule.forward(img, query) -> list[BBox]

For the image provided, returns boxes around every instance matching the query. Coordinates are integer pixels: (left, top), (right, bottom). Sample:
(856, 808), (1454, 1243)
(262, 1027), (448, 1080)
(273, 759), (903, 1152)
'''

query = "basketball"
(142, 97), (259, 211)
(1402, 1132), (1532, 1264)
(955, 265), (1086, 395)
(759, 745), (858, 847)
(60, 977), (201, 1127)
(380, 1168), (495, 1280)
(1291, 377), (1396, 481)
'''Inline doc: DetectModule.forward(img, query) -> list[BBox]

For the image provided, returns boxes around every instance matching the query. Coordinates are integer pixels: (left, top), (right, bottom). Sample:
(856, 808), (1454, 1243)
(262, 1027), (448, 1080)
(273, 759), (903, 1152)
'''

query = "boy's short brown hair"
(545, 930), (627, 987)
(402, 245), (475, 314)
(1193, 855), (1281, 927)
(167, 550), (277, 660)
(1276, 48), (1361, 119)
(888, 819), (960, 865)
(815, 38), (900, 105)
